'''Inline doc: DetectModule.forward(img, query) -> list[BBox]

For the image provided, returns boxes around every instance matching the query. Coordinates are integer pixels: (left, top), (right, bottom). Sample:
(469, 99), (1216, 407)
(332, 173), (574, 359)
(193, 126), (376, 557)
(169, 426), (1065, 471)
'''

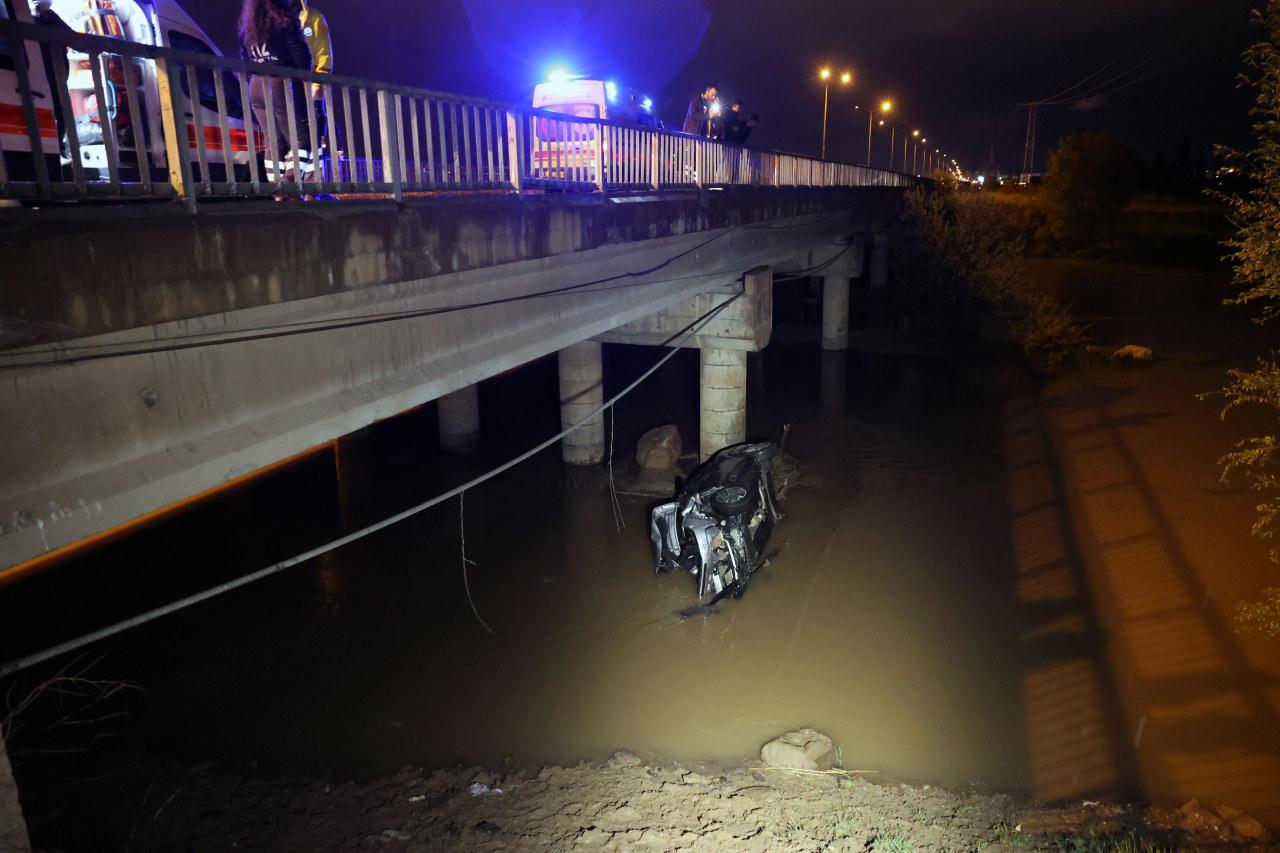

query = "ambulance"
(529, 69), (660, 185)
(0, 0), (258, 186)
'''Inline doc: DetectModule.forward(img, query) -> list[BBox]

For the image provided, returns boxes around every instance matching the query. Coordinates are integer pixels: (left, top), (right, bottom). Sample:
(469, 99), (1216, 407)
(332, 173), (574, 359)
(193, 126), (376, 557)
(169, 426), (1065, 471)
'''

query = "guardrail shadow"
(1003, 373), (1280, 822)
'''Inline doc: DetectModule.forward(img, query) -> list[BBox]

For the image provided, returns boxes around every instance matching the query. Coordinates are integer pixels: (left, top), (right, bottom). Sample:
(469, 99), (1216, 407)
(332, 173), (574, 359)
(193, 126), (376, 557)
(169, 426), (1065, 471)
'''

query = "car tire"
(710, 485), (750, 518)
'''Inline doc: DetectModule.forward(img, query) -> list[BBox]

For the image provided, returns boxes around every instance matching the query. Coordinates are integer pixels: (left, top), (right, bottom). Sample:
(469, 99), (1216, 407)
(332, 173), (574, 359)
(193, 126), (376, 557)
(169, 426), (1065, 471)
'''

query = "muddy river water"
(2, 265), (1279, 845)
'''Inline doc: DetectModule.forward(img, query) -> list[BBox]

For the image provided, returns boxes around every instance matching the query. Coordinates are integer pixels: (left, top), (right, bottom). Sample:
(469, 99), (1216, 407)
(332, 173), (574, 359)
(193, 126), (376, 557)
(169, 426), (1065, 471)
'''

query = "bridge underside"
(0, 188), (902, 572)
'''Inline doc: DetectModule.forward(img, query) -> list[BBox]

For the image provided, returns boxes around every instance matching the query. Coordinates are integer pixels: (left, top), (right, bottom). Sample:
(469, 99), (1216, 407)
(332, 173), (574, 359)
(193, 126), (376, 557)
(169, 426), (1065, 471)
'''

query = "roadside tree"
(1217, 0), (1280, 636)
(1043, 130), (1141, 250)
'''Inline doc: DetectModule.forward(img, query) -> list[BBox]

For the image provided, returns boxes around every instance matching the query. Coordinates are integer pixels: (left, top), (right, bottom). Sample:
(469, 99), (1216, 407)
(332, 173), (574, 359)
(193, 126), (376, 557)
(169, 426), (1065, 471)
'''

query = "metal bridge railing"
(0, 18), (914, 209)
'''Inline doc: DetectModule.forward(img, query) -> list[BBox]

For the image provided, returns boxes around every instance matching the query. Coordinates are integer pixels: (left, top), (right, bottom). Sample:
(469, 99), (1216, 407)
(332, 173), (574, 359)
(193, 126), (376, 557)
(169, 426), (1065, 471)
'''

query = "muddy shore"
(135, 757), (1268, 851)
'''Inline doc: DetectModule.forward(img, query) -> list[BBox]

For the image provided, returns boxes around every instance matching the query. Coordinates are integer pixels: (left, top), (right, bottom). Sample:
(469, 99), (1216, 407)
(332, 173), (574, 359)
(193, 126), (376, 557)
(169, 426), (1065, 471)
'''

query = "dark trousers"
(249, 74), (311, 179)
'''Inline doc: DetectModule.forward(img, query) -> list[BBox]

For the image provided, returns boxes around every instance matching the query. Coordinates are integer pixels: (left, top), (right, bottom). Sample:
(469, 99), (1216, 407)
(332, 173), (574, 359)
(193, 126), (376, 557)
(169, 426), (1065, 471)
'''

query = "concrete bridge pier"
(870, 231), (890, 290)
(700, 347), (748, 462)
(820, 240), (863, 352)
(821, 273), (850, 351)
(437, 385), (481, 453)
(1, 728), (30, 853)
(559, 341), (606, 465)
(820, 349), (848, 415)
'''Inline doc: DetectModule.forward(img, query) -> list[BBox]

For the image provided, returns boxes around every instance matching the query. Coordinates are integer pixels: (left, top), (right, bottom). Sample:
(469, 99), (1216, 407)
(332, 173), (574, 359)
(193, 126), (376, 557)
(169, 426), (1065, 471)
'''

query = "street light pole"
(818, 69), (851, 160)
(820, 69), (830, 159)
(868, 100), (891, 168)
(866, 109), (873, 165)
(889, 125), (895, 171)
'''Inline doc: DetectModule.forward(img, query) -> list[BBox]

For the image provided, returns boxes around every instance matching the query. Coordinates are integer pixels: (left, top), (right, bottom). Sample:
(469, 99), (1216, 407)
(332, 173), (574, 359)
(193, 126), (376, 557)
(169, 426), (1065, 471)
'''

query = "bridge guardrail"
(0, 18), (914, 209)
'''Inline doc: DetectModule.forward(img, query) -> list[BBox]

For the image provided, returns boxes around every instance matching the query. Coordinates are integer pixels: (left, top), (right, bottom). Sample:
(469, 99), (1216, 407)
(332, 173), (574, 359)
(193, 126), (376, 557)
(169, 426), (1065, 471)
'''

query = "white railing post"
(650, 132), (660, 190)
(506, 112), (524, 191)
(155, 56), (197, 212)
(593, 118), (605, 191)
(378, 89), (403, 201)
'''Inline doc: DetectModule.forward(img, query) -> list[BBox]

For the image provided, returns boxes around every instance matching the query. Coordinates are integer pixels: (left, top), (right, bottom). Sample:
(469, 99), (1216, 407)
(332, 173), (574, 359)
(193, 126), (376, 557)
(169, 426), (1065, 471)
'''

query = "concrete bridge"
(0, 186), (902, 575)
(0, 17), (916, 579)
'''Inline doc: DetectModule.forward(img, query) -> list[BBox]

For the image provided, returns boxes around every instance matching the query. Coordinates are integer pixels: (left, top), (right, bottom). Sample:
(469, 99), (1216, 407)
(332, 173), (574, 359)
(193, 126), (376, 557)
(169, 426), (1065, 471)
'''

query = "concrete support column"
(821, 274), (850, 351)
(700, 347), (747, 462)
(819, 350), (848, 416)
(437, 385), (480, 453)
(870, 231), (890, 290)
(559, 341), (605, 465)
(1, 727), (30, 853)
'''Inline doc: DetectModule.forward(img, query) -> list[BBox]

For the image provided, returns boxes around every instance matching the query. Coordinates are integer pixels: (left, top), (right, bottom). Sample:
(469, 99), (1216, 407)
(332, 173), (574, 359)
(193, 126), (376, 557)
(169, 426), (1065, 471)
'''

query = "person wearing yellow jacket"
(298, 0), (339, 156)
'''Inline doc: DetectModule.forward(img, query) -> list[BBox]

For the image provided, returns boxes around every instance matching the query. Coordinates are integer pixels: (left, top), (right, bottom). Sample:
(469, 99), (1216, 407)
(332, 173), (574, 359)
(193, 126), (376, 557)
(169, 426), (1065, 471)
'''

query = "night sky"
(182, 0), (1259, 176)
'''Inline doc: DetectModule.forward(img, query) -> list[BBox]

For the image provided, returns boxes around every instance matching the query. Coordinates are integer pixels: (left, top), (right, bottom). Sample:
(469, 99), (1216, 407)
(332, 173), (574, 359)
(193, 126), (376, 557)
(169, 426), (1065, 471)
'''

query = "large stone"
(760, 728), (835, 771)
(1178, 799), (1225, 833)
(636, 425), (683, 470)
(1213, 805), (1270, 842)
(1112, 344), (1153, 362)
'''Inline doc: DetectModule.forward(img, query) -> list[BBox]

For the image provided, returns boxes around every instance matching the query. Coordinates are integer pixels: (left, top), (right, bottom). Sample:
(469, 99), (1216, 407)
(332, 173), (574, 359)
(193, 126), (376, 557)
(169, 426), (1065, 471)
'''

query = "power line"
(0, 287), (746, 678)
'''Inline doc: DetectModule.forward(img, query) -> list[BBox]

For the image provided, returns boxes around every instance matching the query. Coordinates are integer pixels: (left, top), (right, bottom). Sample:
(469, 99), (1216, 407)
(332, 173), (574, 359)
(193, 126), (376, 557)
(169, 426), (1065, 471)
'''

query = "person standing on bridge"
(27, 1), (72, 162)
(683, 85), (718, 137)
(723, 101), (758, 145)
(239, 0), (313, 186)
(298, 0), (341, 165)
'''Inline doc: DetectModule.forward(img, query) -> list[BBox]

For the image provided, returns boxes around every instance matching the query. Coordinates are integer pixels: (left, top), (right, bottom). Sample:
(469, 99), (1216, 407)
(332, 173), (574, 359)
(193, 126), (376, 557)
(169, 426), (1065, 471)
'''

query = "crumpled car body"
(650, 442), (784, 604)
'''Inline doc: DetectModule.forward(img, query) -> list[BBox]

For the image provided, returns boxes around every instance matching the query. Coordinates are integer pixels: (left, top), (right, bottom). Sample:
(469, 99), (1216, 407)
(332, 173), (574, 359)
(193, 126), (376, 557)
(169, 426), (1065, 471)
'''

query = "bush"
(1043, 130), (1142, 251)
(894, 187), (1084, 370)
(1214, 0), (1280, 627)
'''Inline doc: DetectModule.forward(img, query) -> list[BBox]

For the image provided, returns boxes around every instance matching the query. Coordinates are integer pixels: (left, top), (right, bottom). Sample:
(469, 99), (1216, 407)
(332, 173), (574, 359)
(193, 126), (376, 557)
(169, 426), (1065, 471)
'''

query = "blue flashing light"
(605, 80), (619, 102)
(641, 97), (653, 111)
(545, 64), (573, 83)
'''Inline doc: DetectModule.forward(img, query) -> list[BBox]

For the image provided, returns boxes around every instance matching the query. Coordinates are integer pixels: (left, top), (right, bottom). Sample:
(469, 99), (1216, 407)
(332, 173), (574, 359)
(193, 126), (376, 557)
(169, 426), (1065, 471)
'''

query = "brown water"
(3, 264), (1280, 848)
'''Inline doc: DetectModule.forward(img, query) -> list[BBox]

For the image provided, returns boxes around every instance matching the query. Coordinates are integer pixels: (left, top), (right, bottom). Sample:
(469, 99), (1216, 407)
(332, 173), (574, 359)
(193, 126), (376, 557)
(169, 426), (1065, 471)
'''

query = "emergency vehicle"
(0, 0), (258, 184)
(529, 71), (659, 184)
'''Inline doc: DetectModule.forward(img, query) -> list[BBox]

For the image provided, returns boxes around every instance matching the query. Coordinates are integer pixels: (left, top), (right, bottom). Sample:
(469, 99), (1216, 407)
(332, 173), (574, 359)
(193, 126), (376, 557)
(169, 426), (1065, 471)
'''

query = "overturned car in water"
(649, 442), (784, 604)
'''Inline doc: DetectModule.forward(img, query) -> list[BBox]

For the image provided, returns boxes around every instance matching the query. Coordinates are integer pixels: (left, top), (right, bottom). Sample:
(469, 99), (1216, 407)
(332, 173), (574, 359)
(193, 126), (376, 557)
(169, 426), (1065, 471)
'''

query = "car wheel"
(710, 485), (750, 518)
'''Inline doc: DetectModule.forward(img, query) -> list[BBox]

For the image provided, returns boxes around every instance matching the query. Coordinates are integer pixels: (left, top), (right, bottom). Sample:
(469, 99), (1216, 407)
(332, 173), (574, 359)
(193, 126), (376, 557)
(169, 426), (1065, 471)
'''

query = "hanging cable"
(458, 492), (494, 636)
(0, 288), (746, 678)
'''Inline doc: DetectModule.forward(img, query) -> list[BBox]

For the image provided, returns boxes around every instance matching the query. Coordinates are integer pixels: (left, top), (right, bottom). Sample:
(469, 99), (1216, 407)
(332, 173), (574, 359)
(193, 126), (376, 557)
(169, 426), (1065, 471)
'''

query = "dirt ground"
(130, 757), (1271, 852)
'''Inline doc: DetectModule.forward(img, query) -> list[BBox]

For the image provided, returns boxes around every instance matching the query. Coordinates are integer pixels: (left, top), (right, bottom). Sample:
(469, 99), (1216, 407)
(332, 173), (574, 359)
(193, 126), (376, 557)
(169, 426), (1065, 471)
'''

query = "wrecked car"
(650, 442), (784, 604)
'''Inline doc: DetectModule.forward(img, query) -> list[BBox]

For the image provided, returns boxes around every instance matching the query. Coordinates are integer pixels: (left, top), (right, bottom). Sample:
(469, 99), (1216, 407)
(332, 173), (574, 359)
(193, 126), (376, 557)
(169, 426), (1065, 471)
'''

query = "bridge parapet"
(0, 17), (914, 210)
(0, 187), (902, 351)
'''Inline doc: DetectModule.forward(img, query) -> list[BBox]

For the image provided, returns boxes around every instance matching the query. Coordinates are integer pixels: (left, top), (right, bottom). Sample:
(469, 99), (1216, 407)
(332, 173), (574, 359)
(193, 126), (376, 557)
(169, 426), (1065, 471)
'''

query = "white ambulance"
(529, 71), (659, 184)
(0, 0), (257, 186)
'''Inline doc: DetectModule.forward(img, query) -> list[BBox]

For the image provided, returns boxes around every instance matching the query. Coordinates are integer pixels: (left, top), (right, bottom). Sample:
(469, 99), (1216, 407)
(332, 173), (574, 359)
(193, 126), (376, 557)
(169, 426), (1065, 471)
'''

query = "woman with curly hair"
(238, 0), (312, 184)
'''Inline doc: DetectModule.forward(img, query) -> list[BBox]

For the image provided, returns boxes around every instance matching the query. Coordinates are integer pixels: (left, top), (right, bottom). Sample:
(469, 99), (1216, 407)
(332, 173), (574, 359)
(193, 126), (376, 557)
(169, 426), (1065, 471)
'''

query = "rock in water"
(1213, 805), (1271, 842)
(1112, 344), (1153, 362)
(636, 425), (683, 470)
(760, 728), (835, 771)
(608, 750), (643, 769)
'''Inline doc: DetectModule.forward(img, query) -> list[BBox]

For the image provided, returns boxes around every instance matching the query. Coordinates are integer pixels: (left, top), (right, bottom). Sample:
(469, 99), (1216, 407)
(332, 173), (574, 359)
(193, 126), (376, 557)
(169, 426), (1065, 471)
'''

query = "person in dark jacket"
(723, 102), (759, 145)
(238, 0), (312, 184)
(27, 0), (72, 160)
(682, 85), (717, 137)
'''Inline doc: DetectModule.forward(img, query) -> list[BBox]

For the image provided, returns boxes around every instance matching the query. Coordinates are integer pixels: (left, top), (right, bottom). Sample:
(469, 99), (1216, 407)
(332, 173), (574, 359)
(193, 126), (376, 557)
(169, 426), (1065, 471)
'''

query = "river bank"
(131, 755), (1270, 851)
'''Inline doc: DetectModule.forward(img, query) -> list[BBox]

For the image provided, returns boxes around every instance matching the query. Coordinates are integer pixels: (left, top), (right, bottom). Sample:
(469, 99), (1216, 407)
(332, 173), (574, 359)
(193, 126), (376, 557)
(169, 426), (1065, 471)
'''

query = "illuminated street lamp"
(866, 99), (891, 167)
(911, 130), (921, 174)
(819, 67), (852, 160)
